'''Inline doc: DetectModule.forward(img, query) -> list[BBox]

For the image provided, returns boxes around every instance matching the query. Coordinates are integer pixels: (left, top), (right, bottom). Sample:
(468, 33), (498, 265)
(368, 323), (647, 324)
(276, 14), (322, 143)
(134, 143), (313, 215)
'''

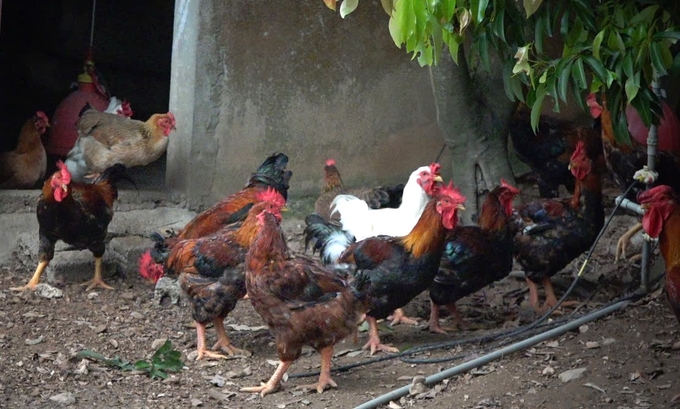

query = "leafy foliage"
(77, 340), (184, 380)
(323, 0), (680, 144)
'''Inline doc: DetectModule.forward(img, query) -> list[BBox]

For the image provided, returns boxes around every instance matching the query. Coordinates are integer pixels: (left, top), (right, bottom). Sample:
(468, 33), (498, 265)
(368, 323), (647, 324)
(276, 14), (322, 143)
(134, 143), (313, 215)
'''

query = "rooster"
(428, 179), (520, 334)
(139, 189), (287, 360)
(64, 104), (175, 182)
(309, 183), (465, 354)
(509, 105), (603, 198)
(328, 163), (443, 242)
(10, 161), (128, 292)
(513, 141), (604, 313)
(638, 185), (680, 323)
(314, 158), (404, 224)
(587, 93), (680, 260)
(241, 203), (368, 396)
(0, 111), (50, 189)
(144, 152), (292, 275)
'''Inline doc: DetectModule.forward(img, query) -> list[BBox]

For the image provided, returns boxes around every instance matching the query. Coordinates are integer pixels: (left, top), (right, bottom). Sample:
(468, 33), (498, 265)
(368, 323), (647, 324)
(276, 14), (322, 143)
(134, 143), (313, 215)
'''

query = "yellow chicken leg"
(296, 346), (338, 393)
(616, 222), (643, 262)
(195, 321), (228, 360)
(80, 257), (114, 290)
(212, 318), (250, 357)
(240, 360), (291, 397)
(362, 316), (399, 355)
(11, 260), (49, 291)
(387, 308), (419, 326)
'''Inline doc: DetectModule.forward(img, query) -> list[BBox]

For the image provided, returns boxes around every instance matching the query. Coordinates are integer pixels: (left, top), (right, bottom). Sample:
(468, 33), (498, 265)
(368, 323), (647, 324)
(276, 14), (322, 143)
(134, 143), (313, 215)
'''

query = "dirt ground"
(1, 181), (679, 409)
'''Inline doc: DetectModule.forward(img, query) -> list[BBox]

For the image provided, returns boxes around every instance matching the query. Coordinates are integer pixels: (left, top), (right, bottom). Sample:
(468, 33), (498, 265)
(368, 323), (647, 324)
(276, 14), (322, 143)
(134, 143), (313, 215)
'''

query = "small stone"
(35, 284), (63, 299)
(87, 292), (99, 300)
(49, 392), (76, 405)
(94, 324), (107, 334)
(559, 368), (587, 382)
(109, 339), (119, 348)
(130, 311), (143, 320)
(579, 325), (589, 333)
(25, 336), (44, 345)
(191, 398), (203, 407)
(585, 341), (600, 349)
(409, 376), (428, 396)
(542, 366), (555, 376)
(602, 338), (616, 346)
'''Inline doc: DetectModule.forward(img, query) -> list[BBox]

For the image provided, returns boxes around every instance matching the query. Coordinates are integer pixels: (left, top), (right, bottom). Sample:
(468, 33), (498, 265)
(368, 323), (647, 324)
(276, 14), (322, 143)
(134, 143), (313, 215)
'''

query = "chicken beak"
(61, 184), (68, 193)
(281, 206), (289, 212)
(434, 175), (444, 183)
(456, 204), (466, 211)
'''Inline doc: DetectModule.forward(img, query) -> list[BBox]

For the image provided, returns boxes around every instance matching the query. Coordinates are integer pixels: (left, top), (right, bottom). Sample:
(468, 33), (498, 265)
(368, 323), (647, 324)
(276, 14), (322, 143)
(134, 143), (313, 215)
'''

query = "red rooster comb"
(500, 178), (521, 195)
(571, 141), (587, 162)
(429, 162), (441, 176)
(166, 112), (177, 126)
(325, 159), (336, 167)
(638, 185), (676, 205)
(257, 187), (286, 208)
(438, 181), (466, 206)
(36, 111), (49, 124)
(586, 93), (603, 119)
(138, 251), (165, 284)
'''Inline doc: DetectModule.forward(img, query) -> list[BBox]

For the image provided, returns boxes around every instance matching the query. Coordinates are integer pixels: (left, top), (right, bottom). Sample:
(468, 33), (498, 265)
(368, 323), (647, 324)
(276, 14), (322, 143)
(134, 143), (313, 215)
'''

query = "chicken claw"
(212, 319), (252, 357)
(387, 308), (419, 326)
(11, 260), (48, 292)
(296, 377), (338, 394)
(615, 222), (643, 262)
(81, 257), (114, 290)
(363, 316), (399, 354)
(240, 360), (291, 397)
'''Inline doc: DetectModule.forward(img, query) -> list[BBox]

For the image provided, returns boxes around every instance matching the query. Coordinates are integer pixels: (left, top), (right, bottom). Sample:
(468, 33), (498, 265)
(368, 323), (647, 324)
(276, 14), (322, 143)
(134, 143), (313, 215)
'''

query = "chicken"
(139, 189), (287, 360)
(144, 152), (292, 273)
(10, 161), (128, 292)
(513, 141), (604, 313)
(64, 104), (175, 182)
(587, 93), (680, 260)
(638, 185), (680, 323)
(309, 183), (465, 354)
(329, 163), (443, 243)
(103, 97), (134, 118)
(428, 179), (521, 334)
(314, 158), (404, 224)
(0, 111), (50, 189)
(240, 203), (368, 397)
(510, 105), (603, 198)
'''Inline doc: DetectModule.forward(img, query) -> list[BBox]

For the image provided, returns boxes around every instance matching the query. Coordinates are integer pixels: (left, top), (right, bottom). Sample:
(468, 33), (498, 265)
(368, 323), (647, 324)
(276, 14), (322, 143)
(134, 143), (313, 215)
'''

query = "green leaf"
(625, 77), (639, 101)
(380, 0), (394, 15)
(650, 41), (668, 76)
(388, 15), (404, 47)
(592, 29), (605, 60)
(655, 30), (680, 41)
(629, 5), (659, 26)
(582, 55), (607, 84)
(571, 0), (596, 32)
(339, 0), (359, 18)
(534, 11), (547, 54)
(571, 57), (587, 90)
(477, 31), (490, 70)
(134, 360), (152, 370)
(530, 83), (547, 132)
(557, 58), (574, 103)
(523, 0), (543, 18)
(470, 0), (489, 24)
(607, 31), (625, 52)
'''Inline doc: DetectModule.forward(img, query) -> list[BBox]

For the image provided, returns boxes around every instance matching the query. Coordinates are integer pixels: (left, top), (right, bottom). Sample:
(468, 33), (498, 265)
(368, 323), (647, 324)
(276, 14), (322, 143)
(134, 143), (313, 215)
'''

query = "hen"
(0, 111), (50, 189)
(10, 161), (128, 292)
(314, 158), (404, 224)
(510, 105), (603, 198)
(64, 104), (175, 182)
(140, 189), (287, 360)
(638, 185), (680, 324)
(587, 93), (680, 260)
(241, 202), (367, 396)
(513, 141), (604, 313)
(329, 163), (443, 242)
(428, 179), (520, 334)
(309, 183), (465, 354)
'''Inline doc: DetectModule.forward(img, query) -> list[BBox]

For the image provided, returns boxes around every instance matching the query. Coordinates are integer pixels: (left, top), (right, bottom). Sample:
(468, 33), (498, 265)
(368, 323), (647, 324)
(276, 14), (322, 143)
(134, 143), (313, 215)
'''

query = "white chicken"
(330, 163), (443, 242)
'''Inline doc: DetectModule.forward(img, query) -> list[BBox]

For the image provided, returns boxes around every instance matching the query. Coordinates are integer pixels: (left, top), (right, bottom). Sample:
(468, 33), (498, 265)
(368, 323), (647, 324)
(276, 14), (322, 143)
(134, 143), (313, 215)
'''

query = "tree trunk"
(429, 48), (518, 225)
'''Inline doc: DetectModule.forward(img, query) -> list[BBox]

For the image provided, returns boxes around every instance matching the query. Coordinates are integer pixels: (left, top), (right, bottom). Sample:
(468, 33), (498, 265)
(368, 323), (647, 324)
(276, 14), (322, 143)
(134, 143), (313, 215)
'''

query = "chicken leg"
(616, 222), (643, 262)
(10, 260), (49, 291)
(80, 257), (114, 290)
(295, 346), (338, 393)
(240, 360), (291, 397)
(428, 301), (468, 334)
(387, 308), (419, 326)
(211, 318), (250, 357)
(362, 316), (399, 355)
(195, 321), (229, 360)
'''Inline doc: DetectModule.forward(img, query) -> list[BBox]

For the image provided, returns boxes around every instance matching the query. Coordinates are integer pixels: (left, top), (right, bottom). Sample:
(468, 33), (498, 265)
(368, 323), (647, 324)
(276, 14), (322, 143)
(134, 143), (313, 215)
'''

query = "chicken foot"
(527, 277), (578, 314)
(428, 301), (468, 334)
(295, 346), (338, 393)
(10, 260), (49, 291)
(362, 316), (399, 355)
(211, 318), (250, 357)
(194, 321), (229, 360)
(387, 308), (419, 326)
(80, 257), (114, 291)
(616, 222), (643, 262)
(240, 360), (291, 397)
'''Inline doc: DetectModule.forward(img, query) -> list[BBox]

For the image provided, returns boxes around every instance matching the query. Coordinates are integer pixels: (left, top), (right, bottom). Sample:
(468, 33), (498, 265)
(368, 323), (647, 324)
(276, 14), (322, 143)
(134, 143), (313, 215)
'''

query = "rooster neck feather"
(478, 191), (508, 233)
(323, 165), (344, 193)
(400, 201), (446, 257)
(246, 218), (289, 273)
(660, 210), (680, 270)
(570, 171), (601, 211)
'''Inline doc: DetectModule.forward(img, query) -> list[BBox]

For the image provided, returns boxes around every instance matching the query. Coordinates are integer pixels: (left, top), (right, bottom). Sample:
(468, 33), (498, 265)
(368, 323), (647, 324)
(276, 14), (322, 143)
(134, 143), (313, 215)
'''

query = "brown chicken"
(64, 104), (176, 182)
(638, 185), (680, 323)
(428, 179), (521, 333)
(144, 153), (292, 274)
(10, 161), (128, 292)
(314, 158), (403, 224)
(241, 204), (368, 396)
(139, 189), (287, 360)
(513, 141), (604, 313)
(0, 111), (50, 189)
(587, 93), (680, 260)
(308, 182), (466, 354)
